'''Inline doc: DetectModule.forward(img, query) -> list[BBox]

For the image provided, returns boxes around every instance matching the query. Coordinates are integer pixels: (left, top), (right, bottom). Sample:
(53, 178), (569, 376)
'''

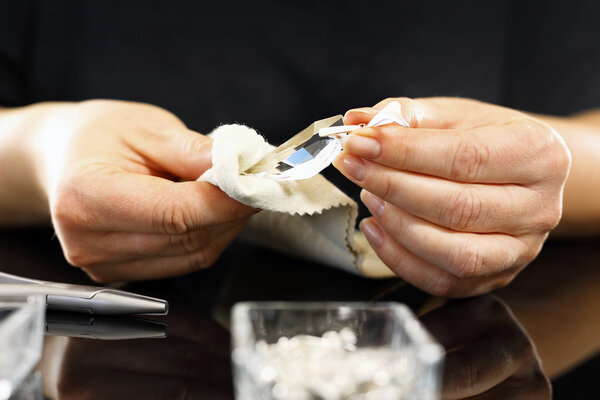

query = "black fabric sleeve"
(502, 0), (600, 115)
(0, 0), (35, 107)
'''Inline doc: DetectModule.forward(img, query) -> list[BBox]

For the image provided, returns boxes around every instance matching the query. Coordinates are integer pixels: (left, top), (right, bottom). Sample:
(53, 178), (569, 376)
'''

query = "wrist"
(537, 112), (600, 235)
(0, 102), (73, 224)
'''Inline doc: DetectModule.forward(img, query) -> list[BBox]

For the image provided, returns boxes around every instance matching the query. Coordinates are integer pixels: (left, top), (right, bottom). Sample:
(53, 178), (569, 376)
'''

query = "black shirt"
(1, 0), (600, 205)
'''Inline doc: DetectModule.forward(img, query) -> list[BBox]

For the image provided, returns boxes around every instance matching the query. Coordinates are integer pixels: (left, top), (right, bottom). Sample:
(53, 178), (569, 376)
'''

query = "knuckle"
(51, 183), (89, 230)
(60, 245), (80, 266)
(155, 194), (194, 235)
(201, 245), (222, 267)
(526, 121), (571, 181)
(540, 204), (563, 231)
(171, 230), (208, 253)
(82, 269), (114, 284)
(554, 141), (572, 178)
(449, 139), (489, 182)
(186, 251), (211, 271)
(197, 238), (229, 268)
(63, 246), (100, 268)
(447, 245), (484, 278)
(530, 193), (563, 232)
(381, 175), (392, 201)
(425, 273), (456, 297)
(187, 254), (207, 271)
(380, 128), (409, 169)
(376, 172), (396, 203)
(182, 134), (210, 156)
(522, 238), (544, 265)
(443, 189), (483, 230)
(542, 127), (572, 170)
(380, 96), (410, 107)
(378, 97), (422, 127)
(394, 140), (409, 170)
(377, 97), (398, 107)
(547, 205), (563, 229)
(161, 206), (187, 234)
(489, 275), (516, 292)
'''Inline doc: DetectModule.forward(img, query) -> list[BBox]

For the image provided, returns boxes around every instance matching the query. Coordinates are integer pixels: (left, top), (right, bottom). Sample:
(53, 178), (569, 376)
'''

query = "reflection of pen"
(0, 271), (168, 315)
(45, 311), (167, 340)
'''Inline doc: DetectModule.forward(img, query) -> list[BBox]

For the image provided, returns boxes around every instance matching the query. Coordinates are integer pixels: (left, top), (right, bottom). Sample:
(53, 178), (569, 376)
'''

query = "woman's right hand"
(32, 100), (255, 282)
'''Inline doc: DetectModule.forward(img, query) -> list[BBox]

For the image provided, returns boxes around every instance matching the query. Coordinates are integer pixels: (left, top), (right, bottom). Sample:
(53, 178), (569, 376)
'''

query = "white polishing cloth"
(199, 125), (395, 278)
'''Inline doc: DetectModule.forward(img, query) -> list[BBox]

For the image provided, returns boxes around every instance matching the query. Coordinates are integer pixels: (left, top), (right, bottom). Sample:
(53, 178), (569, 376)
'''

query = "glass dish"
(0, 295), (45, 400)
(231, 302), (443, 400)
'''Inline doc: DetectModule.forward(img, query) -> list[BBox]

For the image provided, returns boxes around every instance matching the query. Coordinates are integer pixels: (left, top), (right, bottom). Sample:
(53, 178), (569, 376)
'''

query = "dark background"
(1, 1), (600, 397)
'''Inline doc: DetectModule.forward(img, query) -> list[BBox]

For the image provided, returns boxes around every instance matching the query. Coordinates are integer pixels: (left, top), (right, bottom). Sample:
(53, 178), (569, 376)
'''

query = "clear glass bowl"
(0, 295), (45, 400)
(231, 302), (443, 400)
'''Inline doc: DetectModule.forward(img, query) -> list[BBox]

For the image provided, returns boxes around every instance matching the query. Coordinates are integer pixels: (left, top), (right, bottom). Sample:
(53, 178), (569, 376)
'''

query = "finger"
(63, 170), (257, 234)
(442, 336), (530, 399)
(68, 219), (247, 265)
(359, 217), (511, 297)
(344, 107), (379, 125)
(334, 154), (546, 233)
(342, 97), (558, 184)
(361, 194), (537, 279)
(81, 223), (245, 282)
(346, 97), (451, 129)
(126, 126), (214, 181)
(421, 296), (517, 350)
(339, 120), (558, 184)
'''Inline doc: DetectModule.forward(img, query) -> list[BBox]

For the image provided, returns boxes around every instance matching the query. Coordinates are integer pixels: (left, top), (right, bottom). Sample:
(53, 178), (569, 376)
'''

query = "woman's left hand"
(334, 97), (571, 297)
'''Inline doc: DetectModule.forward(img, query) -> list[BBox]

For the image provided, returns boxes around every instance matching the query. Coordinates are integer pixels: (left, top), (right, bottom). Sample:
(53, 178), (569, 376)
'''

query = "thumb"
(138, 128), (214, 181)
(344, 107), (379, 125)
(346, 98), (444, 129)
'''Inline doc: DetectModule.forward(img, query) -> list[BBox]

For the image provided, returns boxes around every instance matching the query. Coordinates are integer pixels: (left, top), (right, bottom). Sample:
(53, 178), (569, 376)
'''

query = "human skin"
(0, 100), (256, 282)
(0, 97), (597, 293)
(334, 97), (599, 297)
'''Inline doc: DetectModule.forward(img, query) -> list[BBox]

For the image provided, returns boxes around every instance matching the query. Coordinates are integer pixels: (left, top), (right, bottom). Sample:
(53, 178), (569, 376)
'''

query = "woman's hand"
(422, 296), (551, 399)
(334, 97), (571, 297)
(32, 100), (255, 282)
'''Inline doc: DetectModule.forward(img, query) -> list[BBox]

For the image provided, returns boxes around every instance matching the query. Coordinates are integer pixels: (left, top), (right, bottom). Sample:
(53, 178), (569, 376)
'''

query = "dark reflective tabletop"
(1, 227), (599, 399)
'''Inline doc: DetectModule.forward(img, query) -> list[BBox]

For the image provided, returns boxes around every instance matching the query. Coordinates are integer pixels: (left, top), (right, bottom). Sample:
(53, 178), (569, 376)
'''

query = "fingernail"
(345, 135), (381, 159)
(344, 108), (376, 124)
(336, 153), (366, 181)
(360, 218), (384, 248)
(360, 190), (385, 218)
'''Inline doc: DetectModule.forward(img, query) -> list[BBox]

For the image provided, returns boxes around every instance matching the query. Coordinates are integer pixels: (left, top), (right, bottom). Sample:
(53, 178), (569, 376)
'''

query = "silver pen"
(0, 271), (168, 315)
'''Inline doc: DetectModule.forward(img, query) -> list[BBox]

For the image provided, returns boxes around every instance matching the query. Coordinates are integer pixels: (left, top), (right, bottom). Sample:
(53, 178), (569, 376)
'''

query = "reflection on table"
(1, 228), (599, 399)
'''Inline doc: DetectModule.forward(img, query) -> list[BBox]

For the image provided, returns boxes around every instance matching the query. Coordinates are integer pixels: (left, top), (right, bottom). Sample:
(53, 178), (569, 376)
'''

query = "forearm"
(0, 103), (69, 224)
(536, 110), (600, 235)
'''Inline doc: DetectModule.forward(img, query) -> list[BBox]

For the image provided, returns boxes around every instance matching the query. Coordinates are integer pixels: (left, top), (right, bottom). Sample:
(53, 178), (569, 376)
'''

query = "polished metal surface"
(0, 272), (168, 315)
